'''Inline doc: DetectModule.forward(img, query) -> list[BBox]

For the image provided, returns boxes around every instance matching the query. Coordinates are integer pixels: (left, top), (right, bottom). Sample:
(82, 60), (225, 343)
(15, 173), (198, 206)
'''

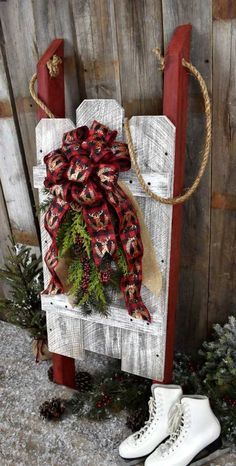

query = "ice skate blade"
(118, 455), (146, 465)
(190, 437), (222, 465)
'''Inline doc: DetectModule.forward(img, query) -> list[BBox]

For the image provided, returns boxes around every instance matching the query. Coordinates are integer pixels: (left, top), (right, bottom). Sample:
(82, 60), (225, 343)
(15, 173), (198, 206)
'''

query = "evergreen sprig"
(76, 261), (110, 316)
(67, 259), (83, 296)
(41, 193), (128, 318)
(0, 238), (45, 339)
(116, 246), (129, 275)
(57, 211), (91, 258)
(70, 212), (91, 257)
(66, 361), (151, 422)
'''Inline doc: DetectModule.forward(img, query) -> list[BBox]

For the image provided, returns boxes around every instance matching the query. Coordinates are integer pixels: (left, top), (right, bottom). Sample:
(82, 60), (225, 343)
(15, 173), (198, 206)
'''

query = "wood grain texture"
(213, 0), (236, 20)
(0, 47), (38, 246)
(125, 116), (175, 360)
(0, 0), (39, 204)
(113, 0), (163, 116)
(71, 0), (121, 102)
(162, 0), (213, 351)
(46, 309), (85, 359)
(208, 18), (236, 326)
(34, 164), (172, 198)
(32, 0), (80, 121)
(121, 330), (162, 380)
(162, 25), (192, 383)
(76, 99), (124, 138)
(41, 294), (162, 334)
(83, 321), (122, 358)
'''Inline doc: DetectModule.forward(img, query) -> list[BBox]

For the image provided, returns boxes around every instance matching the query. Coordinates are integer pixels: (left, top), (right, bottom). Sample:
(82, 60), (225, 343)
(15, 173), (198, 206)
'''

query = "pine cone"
(75, 371), (93, 392)
(126, 407), (149, 432)
(39, 398), (65, 420)
(48, 365), (54, 382)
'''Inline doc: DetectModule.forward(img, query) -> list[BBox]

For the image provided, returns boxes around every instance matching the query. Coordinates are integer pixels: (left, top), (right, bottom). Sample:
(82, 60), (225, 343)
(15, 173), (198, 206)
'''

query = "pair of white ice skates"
(119, 384), (221, 466)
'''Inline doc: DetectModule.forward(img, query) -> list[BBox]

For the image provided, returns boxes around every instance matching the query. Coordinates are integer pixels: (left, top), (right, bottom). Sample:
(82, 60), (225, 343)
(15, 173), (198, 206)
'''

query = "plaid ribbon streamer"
(43, 121), (151, 321)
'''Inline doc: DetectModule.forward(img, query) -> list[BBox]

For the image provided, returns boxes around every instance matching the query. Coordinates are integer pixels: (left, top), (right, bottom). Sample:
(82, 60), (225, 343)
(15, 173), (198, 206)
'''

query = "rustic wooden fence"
(0, 0), (235, 353)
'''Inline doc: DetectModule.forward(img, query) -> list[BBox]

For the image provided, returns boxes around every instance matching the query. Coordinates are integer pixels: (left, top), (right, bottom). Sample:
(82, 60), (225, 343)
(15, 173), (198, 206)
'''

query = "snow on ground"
(0, 321), (235, 466)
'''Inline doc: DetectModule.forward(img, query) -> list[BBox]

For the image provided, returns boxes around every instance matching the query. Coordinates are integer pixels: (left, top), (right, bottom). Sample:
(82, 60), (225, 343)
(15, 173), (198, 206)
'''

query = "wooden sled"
(33, 25), (192, 387)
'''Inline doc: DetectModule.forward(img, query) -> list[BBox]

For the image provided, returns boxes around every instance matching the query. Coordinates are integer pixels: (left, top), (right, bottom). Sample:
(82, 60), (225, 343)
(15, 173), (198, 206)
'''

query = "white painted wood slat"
(46, 309), (84, 360)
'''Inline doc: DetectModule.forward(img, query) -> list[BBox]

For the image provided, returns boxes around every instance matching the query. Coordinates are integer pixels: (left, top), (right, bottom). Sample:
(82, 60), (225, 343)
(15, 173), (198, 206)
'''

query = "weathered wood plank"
(0, 47), (38, 246)
(0, 0), (39, 204)
(213, 0), (236, 20)
(208, 16), (236, 327)
(83, 321), (122, 358)
(71, 0), (121, 102)
(121, 330), (162, 380)
(113, 0), (163, 116)
(41, 295), (162, 334)
(76, 99), (124, 138)
(162, 1), (213, 351)
(124, 116), (175, 332)
(46, 309), (85, 359)
(33, 163), (172, 198)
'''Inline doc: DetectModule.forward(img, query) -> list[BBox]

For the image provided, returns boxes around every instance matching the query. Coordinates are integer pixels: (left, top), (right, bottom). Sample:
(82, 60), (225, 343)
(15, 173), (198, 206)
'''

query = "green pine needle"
(67, 259), (83, 296)
(116, 246), (129, 275)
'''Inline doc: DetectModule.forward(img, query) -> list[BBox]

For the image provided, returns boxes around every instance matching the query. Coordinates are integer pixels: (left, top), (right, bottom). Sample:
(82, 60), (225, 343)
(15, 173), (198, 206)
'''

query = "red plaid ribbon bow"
(43, 120), (151, 322)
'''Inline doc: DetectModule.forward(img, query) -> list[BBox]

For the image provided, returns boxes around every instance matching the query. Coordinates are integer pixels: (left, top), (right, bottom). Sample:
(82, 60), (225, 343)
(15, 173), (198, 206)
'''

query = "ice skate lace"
(160, 402), (190, 456)
(133, 397), (158, 441)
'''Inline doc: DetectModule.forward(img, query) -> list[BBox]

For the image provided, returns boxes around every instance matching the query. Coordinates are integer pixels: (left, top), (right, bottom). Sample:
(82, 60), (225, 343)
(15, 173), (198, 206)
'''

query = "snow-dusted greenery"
(173, 316), (236, 444)
(0, 239), (45, 339)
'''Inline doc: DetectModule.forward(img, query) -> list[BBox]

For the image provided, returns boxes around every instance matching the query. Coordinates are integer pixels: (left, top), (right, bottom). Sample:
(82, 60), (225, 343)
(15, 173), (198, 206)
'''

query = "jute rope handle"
(29, 49), (211, 205)
(29, 54), (62, 119)
(124, 48), (211, 205)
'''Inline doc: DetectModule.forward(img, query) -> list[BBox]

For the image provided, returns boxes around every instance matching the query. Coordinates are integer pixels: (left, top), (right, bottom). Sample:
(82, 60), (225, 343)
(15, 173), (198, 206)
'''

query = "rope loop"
(124, 51), (211, 205)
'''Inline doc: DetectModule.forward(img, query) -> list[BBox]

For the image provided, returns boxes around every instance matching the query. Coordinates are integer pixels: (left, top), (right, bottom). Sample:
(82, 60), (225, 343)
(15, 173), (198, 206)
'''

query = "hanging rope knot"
(46, 54), (62, 78)
(152, 47), (165, 70)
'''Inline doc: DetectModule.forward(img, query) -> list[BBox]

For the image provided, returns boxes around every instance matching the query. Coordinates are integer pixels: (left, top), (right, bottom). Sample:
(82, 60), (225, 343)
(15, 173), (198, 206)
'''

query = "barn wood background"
(0, 0), (235, 353)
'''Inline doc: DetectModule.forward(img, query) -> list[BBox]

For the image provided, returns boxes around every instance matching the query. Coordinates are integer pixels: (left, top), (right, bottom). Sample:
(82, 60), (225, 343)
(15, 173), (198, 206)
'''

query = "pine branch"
(70, 212), (91, 257)
(67, 259), (83, 296)
(0, 237), (45, 339)
(116, 246), (129, 275)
